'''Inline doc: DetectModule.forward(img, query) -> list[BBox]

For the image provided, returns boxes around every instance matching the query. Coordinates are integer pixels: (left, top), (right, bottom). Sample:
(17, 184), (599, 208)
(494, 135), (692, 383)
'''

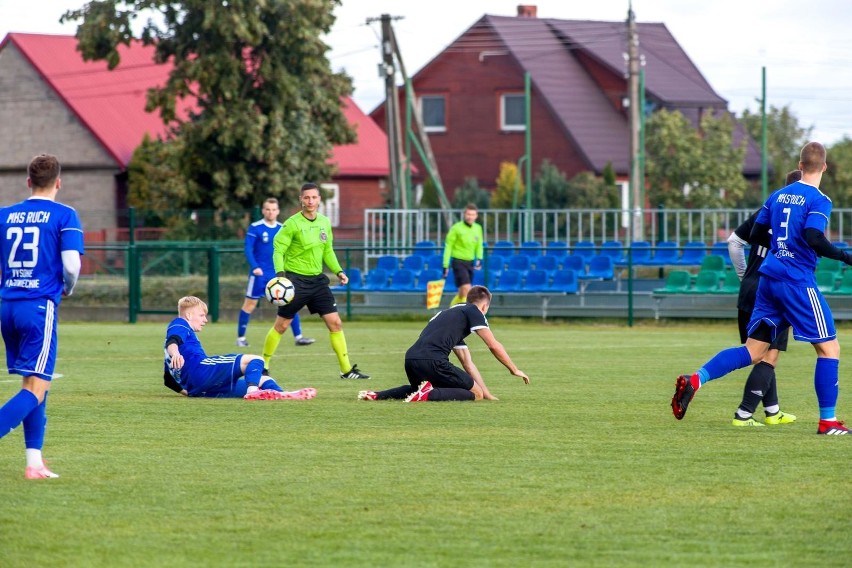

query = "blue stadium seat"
(486, 253), (506, 274)
(580, 255), (614, 280)
(710, 241), (731, 265)
(492, 240), (516, 255)
(388, 268), (416, 291)
(402, 254), (424, 276)
(414, 240), (438, 254)
(549, 269), (578, 293)
(519, 241), (543, 257)
(531, 255), (558, 274)
(649, 241), (679, 265)
(363, 269), (389, 290)
(425, 254), (444, 271)
(522, 269), (549, 292)
(507, 255), (531, 273)
(677, 241), (707, 265)
(560, 254), (586, 273)
(546, 241), (569, 257)
(494, 269), (522, 292)
(338, 267), (363, 290)
(628, 241), (653, 265)
(376, 255), (400, 271)
(600, 240), (626, 264)
(573, 241), (596, 261)
(416, 268), (443, 291)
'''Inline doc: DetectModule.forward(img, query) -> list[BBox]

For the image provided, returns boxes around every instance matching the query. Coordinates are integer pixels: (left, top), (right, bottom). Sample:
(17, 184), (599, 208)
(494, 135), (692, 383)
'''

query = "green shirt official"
(273, 211), (343, 276)
(443, 219), (484, 268)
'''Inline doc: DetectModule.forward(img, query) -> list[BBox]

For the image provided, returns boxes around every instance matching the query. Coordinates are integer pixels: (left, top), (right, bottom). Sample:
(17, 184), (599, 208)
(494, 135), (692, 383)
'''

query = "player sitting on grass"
(163, 296), (316, 400)
(357, 285), (529, 402)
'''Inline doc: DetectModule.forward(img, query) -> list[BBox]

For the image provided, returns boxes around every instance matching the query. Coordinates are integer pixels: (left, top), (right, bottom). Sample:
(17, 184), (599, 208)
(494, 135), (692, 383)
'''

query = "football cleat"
(235, 338), (249, 347)
(404, 381), (434, 403)
(817, 419), (850, 435)
(732, 417), (764, 427)
(25, 465), (59, 479)
(294, 337), (316, 346)
(244, 388), (317, 400)
(340, 364), (370, 379)
(671, 374), (697, 420)
(764, 411), (797, 425)
(357, 390), (378, 401)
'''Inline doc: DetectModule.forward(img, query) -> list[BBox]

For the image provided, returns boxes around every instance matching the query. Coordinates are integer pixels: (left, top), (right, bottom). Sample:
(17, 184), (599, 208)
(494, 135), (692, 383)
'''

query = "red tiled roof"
(2, 33), (387, 177)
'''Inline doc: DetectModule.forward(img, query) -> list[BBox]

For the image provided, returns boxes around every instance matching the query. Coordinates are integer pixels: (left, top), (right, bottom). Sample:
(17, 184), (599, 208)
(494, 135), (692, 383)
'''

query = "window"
(319, 183), (339, 227)
(501, 93), (526, 131)
(420, 95), (446, 132)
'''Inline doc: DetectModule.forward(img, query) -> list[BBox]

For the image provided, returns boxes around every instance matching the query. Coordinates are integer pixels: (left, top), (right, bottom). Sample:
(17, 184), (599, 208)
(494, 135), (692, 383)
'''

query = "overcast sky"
(2, 0), (850, 145)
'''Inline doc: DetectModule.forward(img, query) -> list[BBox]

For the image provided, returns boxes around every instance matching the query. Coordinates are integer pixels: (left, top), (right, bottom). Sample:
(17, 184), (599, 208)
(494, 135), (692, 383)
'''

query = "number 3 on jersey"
(777, 207), (791, 243)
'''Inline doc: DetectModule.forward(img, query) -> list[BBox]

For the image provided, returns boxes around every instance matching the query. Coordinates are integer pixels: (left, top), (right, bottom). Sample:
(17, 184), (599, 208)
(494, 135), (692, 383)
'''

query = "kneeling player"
(357, 286), (529, 402)
(164, 296), (315, 400)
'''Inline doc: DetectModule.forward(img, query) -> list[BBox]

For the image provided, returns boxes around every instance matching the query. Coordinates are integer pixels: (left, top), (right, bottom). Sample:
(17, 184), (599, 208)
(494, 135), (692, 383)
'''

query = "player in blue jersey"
(356, 286), (529, 402)
(0, 154), (84, 478)
(165, 296), (316, 400)
(725, 169), (802, 427)
(236, 197), (314, 348)
(673, 142), (850, 435)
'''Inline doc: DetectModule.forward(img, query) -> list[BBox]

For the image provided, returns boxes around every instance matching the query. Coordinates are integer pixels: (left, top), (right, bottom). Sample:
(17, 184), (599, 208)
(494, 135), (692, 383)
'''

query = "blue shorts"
(748, 277), (836, 343)
(1, 299), (58, 380)
(184, 354), (246, 397)
(245, 271), (271, 300)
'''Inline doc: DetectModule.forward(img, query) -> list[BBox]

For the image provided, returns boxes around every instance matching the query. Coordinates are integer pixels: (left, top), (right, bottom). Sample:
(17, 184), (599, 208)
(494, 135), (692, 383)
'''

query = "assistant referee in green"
(443, 203), (485, 306)
(262, 183), (369, 379)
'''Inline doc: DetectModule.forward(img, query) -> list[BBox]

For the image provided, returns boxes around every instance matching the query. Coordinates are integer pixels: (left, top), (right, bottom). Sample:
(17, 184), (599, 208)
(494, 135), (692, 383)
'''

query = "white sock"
(246, 385), (259, 394)
(26, 448), (44, 469)
(735, 409), (753, 420)
(294, 334), (302, 340)
(764, 404), (780, 415)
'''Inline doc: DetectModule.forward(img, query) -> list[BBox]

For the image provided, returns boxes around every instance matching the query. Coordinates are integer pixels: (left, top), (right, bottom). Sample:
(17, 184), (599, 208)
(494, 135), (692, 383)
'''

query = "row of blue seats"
(390, 241), (736, 268)
(336, 267), (585, 294)
(376, 253), (617, 275)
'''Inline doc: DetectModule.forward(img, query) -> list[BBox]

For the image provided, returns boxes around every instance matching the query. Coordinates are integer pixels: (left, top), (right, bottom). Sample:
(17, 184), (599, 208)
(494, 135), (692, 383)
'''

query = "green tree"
(646, 109), (748, 208)
(823, 137), (852, 208)
(740, 104), (812, 190)
(418, 176), (441, 208)
(490, 162), (524, 209)
(565, 171), (619, 209)
(532, 159), (569, 209)
(63, 0), (355, 212)
(452, 177), (490, 209)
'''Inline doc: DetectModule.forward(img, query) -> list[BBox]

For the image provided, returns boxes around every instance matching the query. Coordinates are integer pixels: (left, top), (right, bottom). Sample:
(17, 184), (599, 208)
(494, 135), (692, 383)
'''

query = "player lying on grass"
(357, 285), (529, 402)
(163, 296), (316, 400)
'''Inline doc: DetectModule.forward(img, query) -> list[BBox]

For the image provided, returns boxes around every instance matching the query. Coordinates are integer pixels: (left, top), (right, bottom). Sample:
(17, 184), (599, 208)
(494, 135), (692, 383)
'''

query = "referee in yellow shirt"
(442, 204), (485, 306)
(262, 183), (369, 379)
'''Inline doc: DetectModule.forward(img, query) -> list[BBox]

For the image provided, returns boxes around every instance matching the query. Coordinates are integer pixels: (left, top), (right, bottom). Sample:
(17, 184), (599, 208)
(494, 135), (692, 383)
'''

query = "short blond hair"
(178, 296), (208, 317)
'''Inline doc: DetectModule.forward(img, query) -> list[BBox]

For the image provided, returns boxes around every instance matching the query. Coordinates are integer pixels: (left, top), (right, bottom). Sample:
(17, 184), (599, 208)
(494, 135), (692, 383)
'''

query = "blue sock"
(698, 346), (752, 384)
(237, 310), (251, 338)
(290, 313), (302, 337)
(0, 390), (39, 439)
(814, 357), (839, 420)
(23, 392), (47, 450)
(259, 377), (283, 392)
(244, 358), (264, 386)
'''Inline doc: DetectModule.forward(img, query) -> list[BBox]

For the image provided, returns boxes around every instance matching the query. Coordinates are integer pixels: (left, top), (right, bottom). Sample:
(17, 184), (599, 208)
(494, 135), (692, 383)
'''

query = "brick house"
(0, 33), (388, 241)
(370, 6), (762, 201)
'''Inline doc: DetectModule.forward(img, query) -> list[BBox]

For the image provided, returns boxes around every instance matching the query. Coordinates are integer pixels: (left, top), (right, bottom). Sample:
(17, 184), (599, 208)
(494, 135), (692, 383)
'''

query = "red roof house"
(0, 33), (388, 239)
(371, 8), (762, 201)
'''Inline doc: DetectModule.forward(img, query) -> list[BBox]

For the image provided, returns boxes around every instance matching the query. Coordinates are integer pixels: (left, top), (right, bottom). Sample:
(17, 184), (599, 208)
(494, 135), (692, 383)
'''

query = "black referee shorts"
(739, 309), (788, 350)
(451, 258), (475, 287)
(404, 358), (475, 390)
(276, 272), (338, 319)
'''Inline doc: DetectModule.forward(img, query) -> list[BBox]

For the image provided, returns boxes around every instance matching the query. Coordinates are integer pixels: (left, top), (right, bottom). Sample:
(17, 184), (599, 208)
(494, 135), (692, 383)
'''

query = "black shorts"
(276, 272), (338, 319)
(451, 259), (475, 287)
(739, 309), (788, 350)
(404, 358), (475, 390)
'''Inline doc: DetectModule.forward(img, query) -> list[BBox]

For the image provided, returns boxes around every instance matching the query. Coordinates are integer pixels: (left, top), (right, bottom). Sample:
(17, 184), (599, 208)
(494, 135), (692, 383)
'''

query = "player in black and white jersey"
(357, 285), (529, 402)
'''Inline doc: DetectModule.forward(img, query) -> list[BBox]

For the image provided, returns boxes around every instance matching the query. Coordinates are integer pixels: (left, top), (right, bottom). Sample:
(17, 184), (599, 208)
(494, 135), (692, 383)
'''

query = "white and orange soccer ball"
(264, 276), (295, 306)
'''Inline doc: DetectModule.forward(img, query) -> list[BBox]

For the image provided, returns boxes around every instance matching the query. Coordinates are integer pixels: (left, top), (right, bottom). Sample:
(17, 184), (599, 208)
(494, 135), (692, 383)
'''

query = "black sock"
(763, 375), (779, 412)
(738, 361), (774, 415)
(376, 385), (416, 400)
(426, 387), (475, 401)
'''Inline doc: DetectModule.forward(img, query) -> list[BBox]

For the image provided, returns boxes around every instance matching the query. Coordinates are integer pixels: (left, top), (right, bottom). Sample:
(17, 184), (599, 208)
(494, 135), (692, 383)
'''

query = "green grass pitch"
(1, 318), (850, 567)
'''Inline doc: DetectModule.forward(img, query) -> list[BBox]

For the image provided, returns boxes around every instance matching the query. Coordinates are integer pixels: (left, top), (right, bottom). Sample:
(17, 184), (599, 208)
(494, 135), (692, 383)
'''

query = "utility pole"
(627, 2), (642, 241)
(372, 14), (403, 208)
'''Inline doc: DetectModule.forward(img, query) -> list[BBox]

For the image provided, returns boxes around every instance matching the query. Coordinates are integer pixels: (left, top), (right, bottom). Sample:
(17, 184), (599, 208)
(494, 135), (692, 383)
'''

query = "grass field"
(1, 317), (850, 567)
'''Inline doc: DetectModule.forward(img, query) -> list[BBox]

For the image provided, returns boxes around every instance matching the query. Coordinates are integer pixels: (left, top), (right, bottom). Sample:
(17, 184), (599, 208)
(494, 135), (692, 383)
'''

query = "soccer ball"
(265, 276), (295, 306)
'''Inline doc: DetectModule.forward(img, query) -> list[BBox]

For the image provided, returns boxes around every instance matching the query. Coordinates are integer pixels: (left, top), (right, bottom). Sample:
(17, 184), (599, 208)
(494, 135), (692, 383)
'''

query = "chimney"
(517, 5), (537, 18)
